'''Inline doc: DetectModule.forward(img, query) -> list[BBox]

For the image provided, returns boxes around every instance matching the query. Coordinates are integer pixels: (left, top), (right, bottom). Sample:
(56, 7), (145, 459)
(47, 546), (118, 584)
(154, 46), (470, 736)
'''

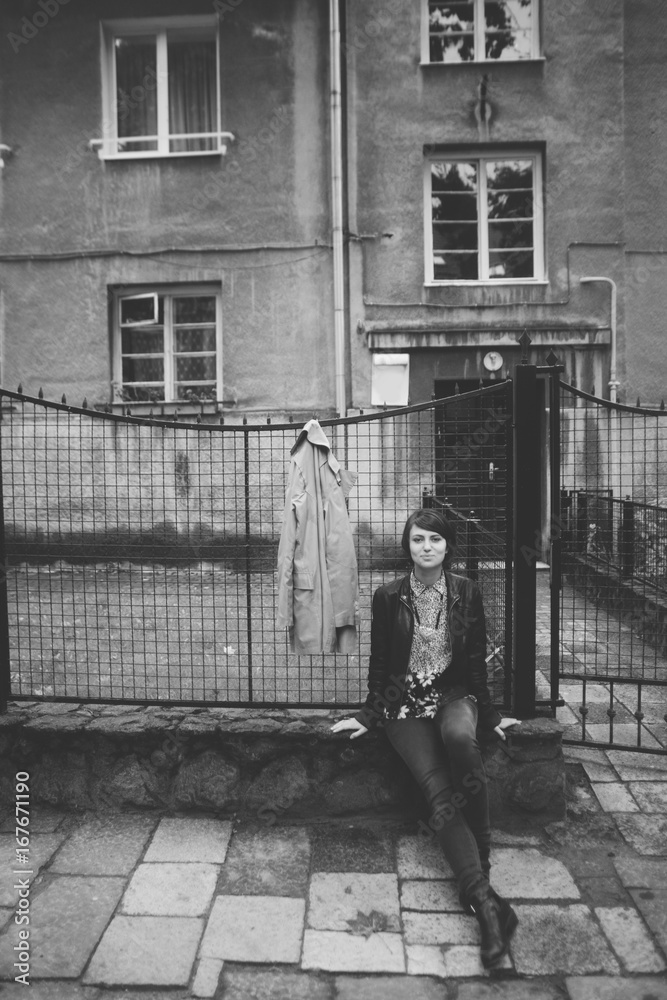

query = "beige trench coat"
(276, 420), (358, 654)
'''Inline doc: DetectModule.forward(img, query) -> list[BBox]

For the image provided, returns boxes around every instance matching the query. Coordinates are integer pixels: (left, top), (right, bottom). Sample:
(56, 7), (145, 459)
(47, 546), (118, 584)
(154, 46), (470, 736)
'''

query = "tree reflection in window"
(428, 0), (534, 63)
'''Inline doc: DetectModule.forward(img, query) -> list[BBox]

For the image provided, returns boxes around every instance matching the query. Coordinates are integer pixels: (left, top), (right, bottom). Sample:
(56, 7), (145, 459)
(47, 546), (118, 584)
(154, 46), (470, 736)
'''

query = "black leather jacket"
(354, 572), (502, 732)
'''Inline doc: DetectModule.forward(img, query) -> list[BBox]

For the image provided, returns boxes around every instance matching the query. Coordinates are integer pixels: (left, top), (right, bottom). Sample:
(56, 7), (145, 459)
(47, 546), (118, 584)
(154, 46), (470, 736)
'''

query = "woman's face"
(409, 524), (447, 573)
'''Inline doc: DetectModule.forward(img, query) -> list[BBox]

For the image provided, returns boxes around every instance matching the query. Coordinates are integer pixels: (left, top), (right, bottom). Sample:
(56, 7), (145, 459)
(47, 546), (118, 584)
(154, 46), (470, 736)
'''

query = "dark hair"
(401, 508), (457, 567)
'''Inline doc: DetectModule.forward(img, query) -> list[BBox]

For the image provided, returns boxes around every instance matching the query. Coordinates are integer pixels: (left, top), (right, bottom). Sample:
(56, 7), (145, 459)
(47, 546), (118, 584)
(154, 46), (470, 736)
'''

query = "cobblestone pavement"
(0, 741), (665, 1000)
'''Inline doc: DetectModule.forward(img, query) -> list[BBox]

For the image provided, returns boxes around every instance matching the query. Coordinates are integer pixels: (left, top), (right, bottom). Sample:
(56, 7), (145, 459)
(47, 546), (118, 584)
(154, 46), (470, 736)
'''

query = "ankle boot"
(465, 882), (516, 969)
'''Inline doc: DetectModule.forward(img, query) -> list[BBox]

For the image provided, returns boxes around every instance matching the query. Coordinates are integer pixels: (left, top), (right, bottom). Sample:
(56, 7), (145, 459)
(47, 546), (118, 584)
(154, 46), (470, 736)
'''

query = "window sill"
(105, 400), (225, 418)
(424, 280), (549, 288)
(420, 57), (545, 68)
(89, 133), (234, 161)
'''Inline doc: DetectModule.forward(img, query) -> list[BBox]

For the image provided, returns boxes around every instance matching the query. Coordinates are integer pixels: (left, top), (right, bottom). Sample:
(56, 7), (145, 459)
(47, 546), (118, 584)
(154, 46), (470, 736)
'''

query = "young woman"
(331, 508), (520, 968)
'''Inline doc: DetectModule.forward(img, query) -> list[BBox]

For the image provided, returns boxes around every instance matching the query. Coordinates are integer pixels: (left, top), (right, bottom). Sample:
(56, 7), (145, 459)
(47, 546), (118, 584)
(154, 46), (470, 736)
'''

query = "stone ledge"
(0, 703), (565, 830)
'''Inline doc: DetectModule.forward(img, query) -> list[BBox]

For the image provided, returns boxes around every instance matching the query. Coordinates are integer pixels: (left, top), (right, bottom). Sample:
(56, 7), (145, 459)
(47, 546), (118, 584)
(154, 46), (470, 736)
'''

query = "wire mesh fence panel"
(1, 383), (512, 710)
(559, 383), (667, 751)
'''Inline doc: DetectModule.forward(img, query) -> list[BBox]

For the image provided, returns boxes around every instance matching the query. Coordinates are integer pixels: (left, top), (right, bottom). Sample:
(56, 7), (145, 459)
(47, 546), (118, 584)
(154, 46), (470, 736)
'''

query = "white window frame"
(93, 16), (232, 160)
(423, 149), (545, 285)
(421, 0), (541, 64)
(111, 285), (223, 406)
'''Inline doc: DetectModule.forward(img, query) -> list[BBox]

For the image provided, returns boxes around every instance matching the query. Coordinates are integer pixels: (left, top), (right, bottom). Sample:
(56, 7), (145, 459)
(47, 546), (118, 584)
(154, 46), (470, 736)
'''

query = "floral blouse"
(396, 572), (453, 719)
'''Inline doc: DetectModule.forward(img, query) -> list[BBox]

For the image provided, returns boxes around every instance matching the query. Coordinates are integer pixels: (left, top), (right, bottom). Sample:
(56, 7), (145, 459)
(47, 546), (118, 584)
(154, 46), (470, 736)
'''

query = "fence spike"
(196, 413), (202, 423)
(38, 387), (44, 399)
(149, 408), (154, 419)
(61, 393), (67, 404)
(288, 415), (294, 422)
(219, 414), (225, 425)
(125, 406), (131, 416)
(455, 382), (460, 394)
(431, 392), (436, 401)
(661, 400), (665, 411)
(243, 416), (248, 425)
(266, 416), (271, 424)
(17, 383), (23, 394)
(82, 396), (88, 409)
(479, 378), (484, 388)
(637, 397), (641, 407)
(359, 409), (364, 415)
(382, 401), (387, 410)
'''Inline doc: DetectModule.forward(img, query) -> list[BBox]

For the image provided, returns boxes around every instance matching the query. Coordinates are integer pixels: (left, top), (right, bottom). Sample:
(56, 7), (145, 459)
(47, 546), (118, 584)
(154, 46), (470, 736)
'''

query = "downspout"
(580, 276), (619, 402)
(329, 0), (346, 417)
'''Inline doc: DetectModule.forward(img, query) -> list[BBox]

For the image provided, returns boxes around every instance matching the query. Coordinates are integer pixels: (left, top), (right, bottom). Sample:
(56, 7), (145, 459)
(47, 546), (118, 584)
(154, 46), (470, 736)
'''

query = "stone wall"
(0, 704), (565, 832)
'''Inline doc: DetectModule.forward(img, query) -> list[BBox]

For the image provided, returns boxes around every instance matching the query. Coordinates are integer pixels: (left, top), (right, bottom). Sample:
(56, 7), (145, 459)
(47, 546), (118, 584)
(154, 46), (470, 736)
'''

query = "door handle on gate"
(489, 462), (495, 482)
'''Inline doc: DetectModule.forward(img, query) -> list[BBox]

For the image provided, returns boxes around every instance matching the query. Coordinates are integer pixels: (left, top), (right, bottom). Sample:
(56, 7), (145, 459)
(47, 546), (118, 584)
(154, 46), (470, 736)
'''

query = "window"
(425, 151), (544, 283)
(423, 1), (538, 63)
(112, 287), (222, 404)
(95, 17), (231, 159)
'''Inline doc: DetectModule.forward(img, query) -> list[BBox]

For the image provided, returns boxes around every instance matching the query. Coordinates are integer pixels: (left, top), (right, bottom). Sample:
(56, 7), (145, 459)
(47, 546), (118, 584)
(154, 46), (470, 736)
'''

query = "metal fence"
(0, 383), (512, 711)
(559, 382), (667, 751)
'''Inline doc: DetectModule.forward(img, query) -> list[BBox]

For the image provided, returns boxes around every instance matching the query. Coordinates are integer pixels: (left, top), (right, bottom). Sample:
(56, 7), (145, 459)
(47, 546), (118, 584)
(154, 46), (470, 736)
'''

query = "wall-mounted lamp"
(580, 276), (619, 402)
(0, 144), (13, 169)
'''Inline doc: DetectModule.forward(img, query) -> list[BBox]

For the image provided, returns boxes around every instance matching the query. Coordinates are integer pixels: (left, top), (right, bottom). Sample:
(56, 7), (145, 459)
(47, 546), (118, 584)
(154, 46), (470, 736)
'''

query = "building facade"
(0, 0), (666, 415)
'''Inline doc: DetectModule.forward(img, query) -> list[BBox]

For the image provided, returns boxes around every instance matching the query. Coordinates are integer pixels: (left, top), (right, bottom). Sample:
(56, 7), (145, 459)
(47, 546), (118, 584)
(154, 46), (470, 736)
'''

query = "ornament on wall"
(474, 75), (493, 141)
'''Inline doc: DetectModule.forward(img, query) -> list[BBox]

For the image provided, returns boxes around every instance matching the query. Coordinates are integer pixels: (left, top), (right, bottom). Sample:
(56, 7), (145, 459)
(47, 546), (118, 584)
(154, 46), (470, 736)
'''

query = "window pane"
(434, 253), (478, 280)
(173, 296), (217, 324)
(115, 36), (158, 151)
(429, 2), (475, 61)
(120, 385), (165, 402)
(175, 328), (217, 352)
(488, 220), (533, 249)
(432, 193), (478, 221)
(486, 159), (533, 190)
(168, 38), (217, 152)
(484, 1), (533, 60)
(433, 222), (478, 251)
(120, 294), (162, 325)
(175, 384), (217, 401)
(488, 250), (534, 278)
(122, 357), (164, 382)
(122, 329), (164, 354)
(432, 162), (477, 194)
(487, 189), (533, 220)
(176, 356), (217, 381)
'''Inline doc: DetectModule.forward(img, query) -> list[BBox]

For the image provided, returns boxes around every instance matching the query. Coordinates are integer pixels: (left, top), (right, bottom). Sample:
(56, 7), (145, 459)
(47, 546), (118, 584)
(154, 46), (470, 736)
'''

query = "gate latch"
(489, 462), (495, 482)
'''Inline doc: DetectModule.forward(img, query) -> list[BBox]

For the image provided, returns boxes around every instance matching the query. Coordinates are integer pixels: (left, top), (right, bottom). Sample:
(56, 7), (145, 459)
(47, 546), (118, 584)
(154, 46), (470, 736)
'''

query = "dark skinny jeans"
(384, 691), (490, 898)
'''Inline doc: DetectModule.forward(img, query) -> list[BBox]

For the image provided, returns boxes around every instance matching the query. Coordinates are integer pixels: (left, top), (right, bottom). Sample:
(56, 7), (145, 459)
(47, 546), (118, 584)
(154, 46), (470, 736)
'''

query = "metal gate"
(551, 365), (667, 754)
(0, 383), (513, 713)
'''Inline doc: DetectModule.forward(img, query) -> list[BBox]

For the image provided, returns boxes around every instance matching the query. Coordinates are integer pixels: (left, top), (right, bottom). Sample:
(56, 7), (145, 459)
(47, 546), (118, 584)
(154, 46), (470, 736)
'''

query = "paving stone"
(84, 915), (203, 986)
(561, 683), (611, 704)
(0, 985), (101, 999)
(0, 875), (125, 978)
(221, 967), (333, 999)
(301, 930), (405, 973)
(629, 781), (667, 811)
(404, 944), (447, 977)
(121, 862), (219, 916)
(614, 813), (667, 855)
(0, 834), (66, 905)
(50, 815), (155, 875)
(336, 972), (444, 997)
(562, 850), (618, 878)
(491, 848), (581, 899)
(630, 888), (667, 953)
(595, 905), (666, 973)
(591, 782), (639, 812)
(310, 825), (395, 872)
(565, 975), (667, 1000)
(396, 835), (452, 879)
(581, 762), (617, 782)
(192, 956), (224, 998)
(491, 830), (542, 846)
(403, 911), (479, 945)
(563, 746), (610, 765)
(457, 982), (566, 1000)
(605, 751), (667, 781)
(308, 872), (400, 932)
(586, 725), (661, 747)
(218, 825), (310, 895)
(400, 879), (463, 912)
(144, 817), (232, 863)
(576, 877), (631, 908)
(0, 807), (67, 834)
(200, 894), (305, 962)
(509, 904), (619, 975)
(614, 857), (667, 887)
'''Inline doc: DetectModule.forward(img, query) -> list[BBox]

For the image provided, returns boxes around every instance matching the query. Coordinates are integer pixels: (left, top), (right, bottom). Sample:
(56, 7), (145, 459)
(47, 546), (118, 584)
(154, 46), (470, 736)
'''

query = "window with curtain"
(102, 18), (221, 157)
(424, 0), (538, 63)
(113, 287), (221, 404)
(425, 151), (544, 283)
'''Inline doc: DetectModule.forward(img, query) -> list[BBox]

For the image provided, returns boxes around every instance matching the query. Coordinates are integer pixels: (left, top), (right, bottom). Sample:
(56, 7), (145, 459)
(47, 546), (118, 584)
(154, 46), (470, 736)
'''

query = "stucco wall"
(0, 0), (335, 412)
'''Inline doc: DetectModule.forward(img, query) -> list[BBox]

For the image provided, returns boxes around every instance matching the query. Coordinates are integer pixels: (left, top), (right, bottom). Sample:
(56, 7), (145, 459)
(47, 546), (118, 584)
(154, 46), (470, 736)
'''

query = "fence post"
(0, 410), (10, 713)
(243, 428), (253, 701)
(512, 360), (540, 718)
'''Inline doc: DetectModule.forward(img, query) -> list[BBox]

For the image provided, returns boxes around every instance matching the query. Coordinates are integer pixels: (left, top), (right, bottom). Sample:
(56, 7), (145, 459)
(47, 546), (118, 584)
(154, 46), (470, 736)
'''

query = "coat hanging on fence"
(276, 419), (359, 654)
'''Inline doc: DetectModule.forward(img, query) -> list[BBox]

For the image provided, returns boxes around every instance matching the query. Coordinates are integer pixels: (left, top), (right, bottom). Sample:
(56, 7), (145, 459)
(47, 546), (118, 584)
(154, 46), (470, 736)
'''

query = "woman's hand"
(494, 717), (520, 741)
(330, 717), (369, 740)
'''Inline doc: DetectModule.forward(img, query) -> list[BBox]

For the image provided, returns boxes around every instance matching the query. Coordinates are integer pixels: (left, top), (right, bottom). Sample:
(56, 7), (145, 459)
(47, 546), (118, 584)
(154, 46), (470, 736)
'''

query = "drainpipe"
(580, 276), (618, 402)
(329, 0), (346, 417)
